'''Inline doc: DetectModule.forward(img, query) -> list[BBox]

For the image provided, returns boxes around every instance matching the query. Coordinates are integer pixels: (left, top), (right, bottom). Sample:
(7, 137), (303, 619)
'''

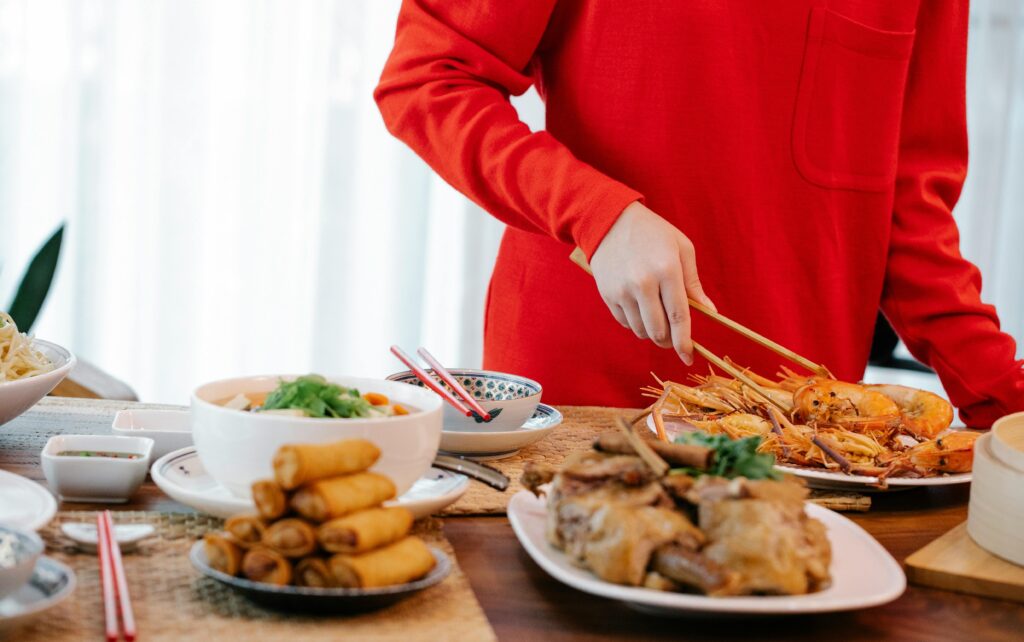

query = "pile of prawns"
(638, 363), (978, 484)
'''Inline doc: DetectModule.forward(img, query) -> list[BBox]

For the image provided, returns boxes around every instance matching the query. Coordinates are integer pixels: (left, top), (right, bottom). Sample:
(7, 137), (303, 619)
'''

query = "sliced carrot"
(363, 392), (390, 406)
(393, 404), (409, 415)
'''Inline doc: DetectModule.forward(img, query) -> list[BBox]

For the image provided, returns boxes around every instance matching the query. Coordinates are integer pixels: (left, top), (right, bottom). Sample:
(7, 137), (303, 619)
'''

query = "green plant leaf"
(8, 224), (64, 331)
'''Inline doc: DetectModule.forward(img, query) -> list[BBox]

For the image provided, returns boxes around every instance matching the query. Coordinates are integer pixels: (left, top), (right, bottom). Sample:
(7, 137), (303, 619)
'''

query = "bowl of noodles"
(0, 313), (76, 427)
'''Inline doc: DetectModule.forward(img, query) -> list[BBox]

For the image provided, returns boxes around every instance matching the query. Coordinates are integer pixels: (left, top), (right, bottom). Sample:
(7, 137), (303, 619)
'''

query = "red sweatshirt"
(375, 0), (1024, 428)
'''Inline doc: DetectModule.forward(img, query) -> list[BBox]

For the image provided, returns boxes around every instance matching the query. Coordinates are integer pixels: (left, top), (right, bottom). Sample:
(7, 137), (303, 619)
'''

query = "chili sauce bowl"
(40, 435), (154, 503)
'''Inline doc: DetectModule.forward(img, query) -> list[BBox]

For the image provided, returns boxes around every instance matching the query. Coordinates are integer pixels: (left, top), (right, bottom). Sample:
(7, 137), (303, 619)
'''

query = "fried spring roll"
(294, 557), (334, 588)
(261, 518), (318, 558)
(251, 479), (289, 520)
(273, 439), (381, 490)
(328, 536), (435, 588)
(204, 533), (243, 576)
(291, 473), (396, 522)
(242, 546), (293, 586)
(317, 507), (414, 554)
(224, 514), (267, 548)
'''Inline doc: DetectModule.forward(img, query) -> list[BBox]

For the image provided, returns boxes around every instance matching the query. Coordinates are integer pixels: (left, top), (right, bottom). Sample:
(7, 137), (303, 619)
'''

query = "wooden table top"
(3, 402), (1023, 641)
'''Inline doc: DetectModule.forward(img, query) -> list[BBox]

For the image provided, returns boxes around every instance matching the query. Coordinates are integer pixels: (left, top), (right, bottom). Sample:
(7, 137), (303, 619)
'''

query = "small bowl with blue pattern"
(387, 369), (542, 432)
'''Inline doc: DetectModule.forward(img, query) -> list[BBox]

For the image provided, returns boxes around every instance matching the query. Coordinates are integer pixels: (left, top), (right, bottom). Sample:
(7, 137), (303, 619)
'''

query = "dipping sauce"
(55, 450), (141, 460)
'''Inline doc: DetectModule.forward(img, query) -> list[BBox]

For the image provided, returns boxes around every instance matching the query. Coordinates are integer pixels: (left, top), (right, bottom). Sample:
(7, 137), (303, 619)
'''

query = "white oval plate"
(151, 447), (468, 519)
(0, 469), (56, 531)
(508, 490), (905, 615)
(0, 556), (77, 634)
(440, 404), (562, 459)
(645, 415), (972, 492)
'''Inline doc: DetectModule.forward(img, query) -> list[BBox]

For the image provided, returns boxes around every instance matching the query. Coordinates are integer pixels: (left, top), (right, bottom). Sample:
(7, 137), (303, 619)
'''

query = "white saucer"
(0, 469), (56, 531)
(60, 522), (156, 553)
(508, 490), (905, 615)
(440, 404), (562, 460)
(150, 447), (468, 519)
(645, 414), (972, 492)
(0, 556), (76, 634)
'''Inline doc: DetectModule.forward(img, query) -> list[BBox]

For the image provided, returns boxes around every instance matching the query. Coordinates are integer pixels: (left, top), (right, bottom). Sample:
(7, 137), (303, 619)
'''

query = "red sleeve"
(374, 0), (642, 259)
(881, 0), (1024, 428)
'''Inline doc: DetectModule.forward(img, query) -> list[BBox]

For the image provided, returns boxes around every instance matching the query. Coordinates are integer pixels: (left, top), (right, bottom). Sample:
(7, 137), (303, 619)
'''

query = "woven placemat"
(16, 512), (495, 642)
(439, 406), (870, 514)
(440, 406), (633, 515)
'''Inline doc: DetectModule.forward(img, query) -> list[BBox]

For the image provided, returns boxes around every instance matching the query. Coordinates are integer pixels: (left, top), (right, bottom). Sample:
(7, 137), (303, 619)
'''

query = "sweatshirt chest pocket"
(792, 8), (916, 192)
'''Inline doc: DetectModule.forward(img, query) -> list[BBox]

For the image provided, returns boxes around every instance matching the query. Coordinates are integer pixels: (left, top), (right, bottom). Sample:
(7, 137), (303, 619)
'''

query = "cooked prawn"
(866, 384), (953, 440)
(689, 412), (773, 439)
(904, 431), (978, 473)
(792, 380), (901, 431)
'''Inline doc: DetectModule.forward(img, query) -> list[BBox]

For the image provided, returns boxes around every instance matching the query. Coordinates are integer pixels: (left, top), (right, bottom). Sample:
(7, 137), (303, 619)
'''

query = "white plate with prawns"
(645, 415), (974, 491)
(642, 366), (981, 492)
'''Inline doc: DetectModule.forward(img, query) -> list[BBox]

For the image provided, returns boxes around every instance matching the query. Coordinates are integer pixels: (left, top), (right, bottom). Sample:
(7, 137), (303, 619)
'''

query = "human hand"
(589, 201), (715, 365)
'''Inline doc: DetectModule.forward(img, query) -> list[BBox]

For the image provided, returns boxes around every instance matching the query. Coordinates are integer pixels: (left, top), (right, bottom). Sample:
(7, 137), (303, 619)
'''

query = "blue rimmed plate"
(439, 404), (562, 461)
(0, 557), (76, 634)
(190, 541), (450, 613)
(151, 448), (468, 519)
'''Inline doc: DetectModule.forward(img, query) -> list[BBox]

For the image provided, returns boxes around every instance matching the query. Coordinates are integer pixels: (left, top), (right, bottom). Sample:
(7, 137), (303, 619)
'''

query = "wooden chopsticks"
(98, 511), (136, 641)
(390, 346), (493, 421)
(568, 247), (833, 379)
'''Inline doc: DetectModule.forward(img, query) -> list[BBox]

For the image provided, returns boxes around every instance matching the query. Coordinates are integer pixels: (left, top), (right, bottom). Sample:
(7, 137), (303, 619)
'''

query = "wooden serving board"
(905, 521), (1024, 603)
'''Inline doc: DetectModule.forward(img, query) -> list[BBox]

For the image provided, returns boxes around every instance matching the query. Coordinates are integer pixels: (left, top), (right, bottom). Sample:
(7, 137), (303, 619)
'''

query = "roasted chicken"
(522, 430), (831, 596)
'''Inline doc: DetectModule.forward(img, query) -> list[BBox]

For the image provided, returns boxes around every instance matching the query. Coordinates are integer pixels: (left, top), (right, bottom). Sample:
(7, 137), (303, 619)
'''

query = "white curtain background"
(0, 0), (1019, 403)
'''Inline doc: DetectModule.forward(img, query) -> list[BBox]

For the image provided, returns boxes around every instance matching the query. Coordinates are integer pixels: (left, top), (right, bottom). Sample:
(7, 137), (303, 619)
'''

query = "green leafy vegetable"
(8, 224), (64, 332)
(261, 374), (372, 418)
(672, 431), (782, 480)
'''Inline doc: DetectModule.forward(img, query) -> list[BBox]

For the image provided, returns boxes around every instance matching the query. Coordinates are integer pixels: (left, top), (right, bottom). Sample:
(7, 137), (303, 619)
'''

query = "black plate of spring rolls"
(189, 542), (451, 614)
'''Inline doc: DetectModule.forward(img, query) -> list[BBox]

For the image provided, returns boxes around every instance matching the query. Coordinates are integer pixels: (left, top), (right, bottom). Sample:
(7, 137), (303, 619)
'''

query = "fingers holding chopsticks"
(588, 202), (715, 366)
(659, 275), (694, 366)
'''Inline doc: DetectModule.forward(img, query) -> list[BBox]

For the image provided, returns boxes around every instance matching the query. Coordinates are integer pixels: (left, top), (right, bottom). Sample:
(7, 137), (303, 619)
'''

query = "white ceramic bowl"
(386, 369), (542, 432)
(191, 375), (443, 498)
(111, 409), (193, 460)
(0, 339), (76, 428)
(41, 434), (154, 503)
(0, 526), (43, 599)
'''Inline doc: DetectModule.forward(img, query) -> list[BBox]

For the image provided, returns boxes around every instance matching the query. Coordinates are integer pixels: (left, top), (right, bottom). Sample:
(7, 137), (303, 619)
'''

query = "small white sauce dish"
(387, 369), (542, 432)
(0, 526), (43, 599)
(41, 435), (154, 503)
(60, 522), (155, 554)
(111, 409), (193, 460)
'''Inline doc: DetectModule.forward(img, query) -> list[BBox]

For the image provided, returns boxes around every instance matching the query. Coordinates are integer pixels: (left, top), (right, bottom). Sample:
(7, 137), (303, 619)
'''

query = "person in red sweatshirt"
(374, 1), (1023, 428)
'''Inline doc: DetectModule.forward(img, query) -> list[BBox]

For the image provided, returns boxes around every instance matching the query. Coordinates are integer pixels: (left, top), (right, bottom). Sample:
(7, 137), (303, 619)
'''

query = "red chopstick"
(390, 345), (473, 417)
(103, 511), (137, 641)
(416, 347), (491, 421)
(96, 512), (119, 641)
